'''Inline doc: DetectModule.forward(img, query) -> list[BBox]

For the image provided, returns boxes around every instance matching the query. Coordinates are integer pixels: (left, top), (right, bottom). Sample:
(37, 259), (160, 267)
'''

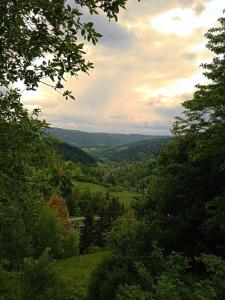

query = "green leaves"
(173, 12), (225, 136)
(63, 90), (76, 100)
(0, 0), (128, 100)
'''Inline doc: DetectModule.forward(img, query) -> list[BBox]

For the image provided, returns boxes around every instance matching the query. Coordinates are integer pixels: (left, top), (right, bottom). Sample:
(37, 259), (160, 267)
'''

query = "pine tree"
(79, 208), (96, 254)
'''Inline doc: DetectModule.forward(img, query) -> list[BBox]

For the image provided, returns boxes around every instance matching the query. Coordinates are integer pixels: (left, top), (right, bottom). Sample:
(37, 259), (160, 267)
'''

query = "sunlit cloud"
(151, 0), (224, 36)
(151, 8), (200, 36)
(135, 72), (206, 106)
(21, 0), (225, 134)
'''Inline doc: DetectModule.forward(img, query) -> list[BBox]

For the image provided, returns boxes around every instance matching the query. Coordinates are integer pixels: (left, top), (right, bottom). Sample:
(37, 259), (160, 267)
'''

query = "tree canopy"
(0, 0), (133, 98)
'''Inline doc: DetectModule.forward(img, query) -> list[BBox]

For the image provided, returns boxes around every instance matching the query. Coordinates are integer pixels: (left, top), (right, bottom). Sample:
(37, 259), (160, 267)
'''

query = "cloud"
(21, 0), (223, 134)
(150, 0), (223, 37)
(88, 14), (135, 50)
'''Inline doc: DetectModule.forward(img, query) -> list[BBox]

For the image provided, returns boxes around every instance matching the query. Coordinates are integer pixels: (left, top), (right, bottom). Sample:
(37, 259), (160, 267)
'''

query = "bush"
(23, 249), (83, 300)
(116, 284), (152, 300)
(34, 207), (63, 258)
(0, 201), (32, 266)
(0, 262), (23, 300)
(62, 232), (80, 258)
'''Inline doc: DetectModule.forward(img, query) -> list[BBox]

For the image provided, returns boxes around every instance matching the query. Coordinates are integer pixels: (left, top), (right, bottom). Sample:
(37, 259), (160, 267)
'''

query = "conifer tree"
(79, 208), (96, 254)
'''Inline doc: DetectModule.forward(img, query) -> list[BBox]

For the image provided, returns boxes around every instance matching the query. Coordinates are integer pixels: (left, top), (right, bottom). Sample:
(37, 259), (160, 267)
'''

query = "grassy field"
(76, 181), (140, 207)
(56, 252), (109, 289)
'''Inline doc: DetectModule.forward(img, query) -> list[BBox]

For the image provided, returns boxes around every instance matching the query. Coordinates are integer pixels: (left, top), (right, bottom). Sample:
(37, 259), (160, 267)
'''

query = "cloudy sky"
(22, 0), (224, 134)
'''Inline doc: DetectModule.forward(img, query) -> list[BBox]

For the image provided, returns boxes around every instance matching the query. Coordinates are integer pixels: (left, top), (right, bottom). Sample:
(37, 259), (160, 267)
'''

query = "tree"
(96, 195), (124, 247)
(79, 208), (96, 254)
(116, 284), (152, 300)
(0, 201), (32, 266)
(48, 193), (73, 233)
(66, 185), (81, 216)
(173, 12), (225, 136)
(62, 231), (80, 258)
(23, 249), (82, 300)
(0, 0), (132, 98)
(34, 207), (63, 258)
(170, 11), (225, 257)
(0, 261), (23, 300)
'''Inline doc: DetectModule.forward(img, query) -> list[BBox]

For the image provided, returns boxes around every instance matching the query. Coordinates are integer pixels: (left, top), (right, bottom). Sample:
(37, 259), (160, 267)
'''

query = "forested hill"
(46, 127), (169, 147)
(99, 137), (171, 162)
(55, 142), (97, 166)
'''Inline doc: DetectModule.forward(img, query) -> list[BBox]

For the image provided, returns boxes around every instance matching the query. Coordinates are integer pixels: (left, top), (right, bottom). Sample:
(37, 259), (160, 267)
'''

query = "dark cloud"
(81, 13), (134, 49)
(93, 16), (134, 49)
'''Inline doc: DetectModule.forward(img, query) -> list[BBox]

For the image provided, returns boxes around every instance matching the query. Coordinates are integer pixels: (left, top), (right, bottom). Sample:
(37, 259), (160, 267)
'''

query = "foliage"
(23, 249), (82, 300)
(0, 93), (62, 265)
(67, 185), (82, 216)
(0, 201), (32, 266)
(173, 13), (225, 136)
(116, 284), (152, 300)
(87, 255), (135, 300)
(56, 252), (109, 290)
(34, 207), (63, 258)
(103, 158), (157, 191)
(0, 262), (22, 299)
(95, 196), (125, 247)
(106, 210), (139, 256)
(100, 138), (170, 162)
(56, 142), (97, 166)
(79, 208), (96, 254)
(48, 193), (73, 233)
(62, 232), (80, 258)
(76, 182), (139, 213)
(0, 0), (131, 97)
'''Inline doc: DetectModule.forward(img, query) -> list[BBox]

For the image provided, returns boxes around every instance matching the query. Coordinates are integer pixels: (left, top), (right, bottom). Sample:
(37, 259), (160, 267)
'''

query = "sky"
(22, 0), (225, 135)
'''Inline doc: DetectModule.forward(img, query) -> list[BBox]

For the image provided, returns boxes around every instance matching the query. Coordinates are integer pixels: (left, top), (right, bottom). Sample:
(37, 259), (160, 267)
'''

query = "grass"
(76, 181), (139, 207)
(56, 252), (109, 289)
(115, 189), (139, 207)
(78, 181), (106, 194)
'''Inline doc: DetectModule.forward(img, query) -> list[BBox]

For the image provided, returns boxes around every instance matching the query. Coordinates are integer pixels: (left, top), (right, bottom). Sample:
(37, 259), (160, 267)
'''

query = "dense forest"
(1, 1), (225, 300)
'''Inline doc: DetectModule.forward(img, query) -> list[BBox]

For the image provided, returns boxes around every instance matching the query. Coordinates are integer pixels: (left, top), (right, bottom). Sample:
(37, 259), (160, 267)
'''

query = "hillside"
(46, 127), (169, 148)
(55, 142), (97, 166)
(99, 137), (171, 162)
(56, 252), (109, 291)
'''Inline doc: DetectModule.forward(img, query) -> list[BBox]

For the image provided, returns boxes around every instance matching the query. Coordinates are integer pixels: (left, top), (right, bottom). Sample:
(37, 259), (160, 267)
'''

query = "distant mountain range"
(46, 127), (171, 148)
